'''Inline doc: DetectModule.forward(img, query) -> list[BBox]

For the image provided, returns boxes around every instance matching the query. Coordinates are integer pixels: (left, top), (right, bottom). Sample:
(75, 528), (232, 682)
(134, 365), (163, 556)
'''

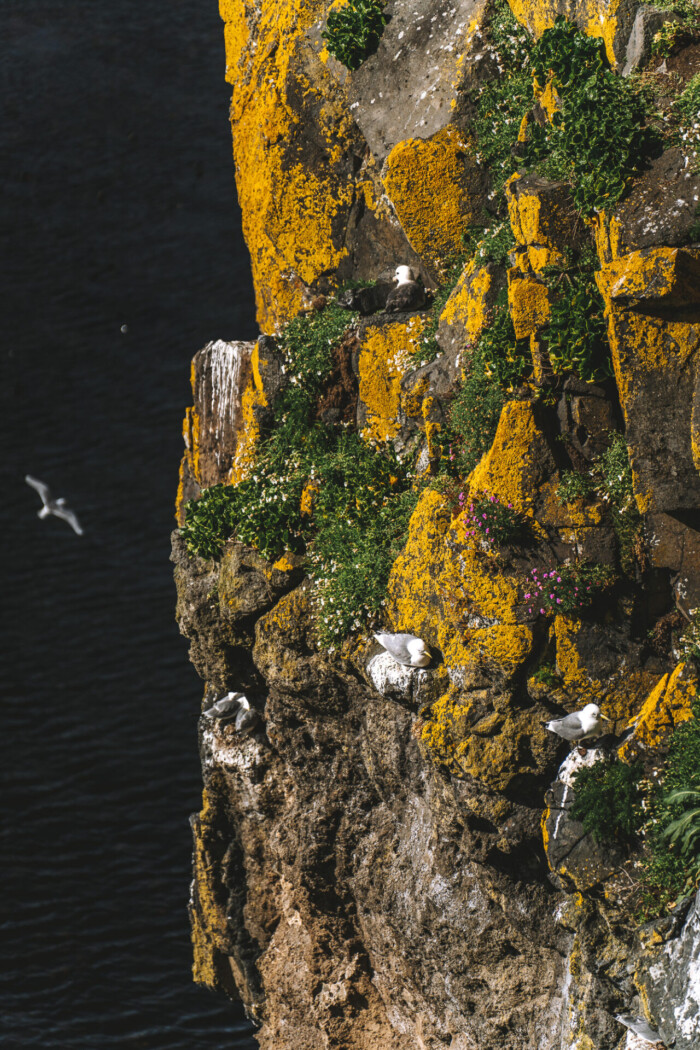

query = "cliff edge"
(174, 1), (700, 1046)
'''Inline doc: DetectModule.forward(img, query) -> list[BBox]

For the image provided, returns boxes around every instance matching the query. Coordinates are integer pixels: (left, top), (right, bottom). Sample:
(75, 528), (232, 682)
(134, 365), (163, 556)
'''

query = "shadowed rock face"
(176, 0), (700, 1046)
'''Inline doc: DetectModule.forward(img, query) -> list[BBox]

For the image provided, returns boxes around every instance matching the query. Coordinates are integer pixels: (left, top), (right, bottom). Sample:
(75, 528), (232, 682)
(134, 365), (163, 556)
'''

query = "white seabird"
(615, 1014), (662, 1044)
(206, 692), (247, 719)
(374, 632), (431, 667)
(206, 692), (260, 735)
(385, 265), (426, 313)
(25, 475), (84, 535)
(547, 703), (610, 743)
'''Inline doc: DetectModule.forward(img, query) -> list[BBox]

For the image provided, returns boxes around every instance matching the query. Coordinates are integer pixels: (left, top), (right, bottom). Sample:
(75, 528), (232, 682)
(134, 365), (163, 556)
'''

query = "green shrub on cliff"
(570, 757), (644, 845)
(322, 0), (387, 71)
(541, 260), (611, 381)
(182, 298), (422, 645)
(475, 10), (659, 214)
(638, 706), (700, 917)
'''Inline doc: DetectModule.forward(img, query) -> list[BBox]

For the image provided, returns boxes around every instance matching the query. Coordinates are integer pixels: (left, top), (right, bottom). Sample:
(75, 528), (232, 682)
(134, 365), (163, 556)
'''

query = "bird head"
(582, 703), (601, 719)
(407, 638), (431, 665)
(394, 265), (414, 285)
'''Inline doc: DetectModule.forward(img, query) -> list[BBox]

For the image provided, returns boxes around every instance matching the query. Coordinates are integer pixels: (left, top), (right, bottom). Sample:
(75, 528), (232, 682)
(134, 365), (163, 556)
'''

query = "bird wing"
(374, 633), (415, 665)
(25, 475), (51, 505)
(549, 713), (584, 740)
(208, 695), (241, 717)
(52, 505), (84, 535)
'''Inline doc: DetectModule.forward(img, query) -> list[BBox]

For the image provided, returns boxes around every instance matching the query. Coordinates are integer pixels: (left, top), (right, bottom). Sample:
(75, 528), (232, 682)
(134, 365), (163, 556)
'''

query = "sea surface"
(1, 1), (258, 1046)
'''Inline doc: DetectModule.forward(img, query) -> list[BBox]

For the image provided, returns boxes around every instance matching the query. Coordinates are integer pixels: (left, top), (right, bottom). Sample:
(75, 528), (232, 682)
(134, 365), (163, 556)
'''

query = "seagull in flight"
(25, 475), (84, 535)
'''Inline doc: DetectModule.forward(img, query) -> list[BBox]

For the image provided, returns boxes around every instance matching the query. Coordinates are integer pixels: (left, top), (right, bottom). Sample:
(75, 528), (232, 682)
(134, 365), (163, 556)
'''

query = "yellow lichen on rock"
(220, 0), (368, 331)
(358, 316), (426, 445)
(382, 126), (485, 267)
(507, 269), (551, 339)
(439, 263), (495, 344)
(619, 661), (697, 758)
(469, 400), (554, 518)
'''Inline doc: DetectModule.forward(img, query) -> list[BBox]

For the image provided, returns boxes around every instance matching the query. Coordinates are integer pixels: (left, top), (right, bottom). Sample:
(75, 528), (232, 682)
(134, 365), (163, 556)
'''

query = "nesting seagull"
(385, 266), (426, 313)
(25, 475), (84, 535)
(206, 692), (260, 735)
(615, 1014), (663, 1045)
(374, 632), (431, 668)
(547, 703), (610, 743)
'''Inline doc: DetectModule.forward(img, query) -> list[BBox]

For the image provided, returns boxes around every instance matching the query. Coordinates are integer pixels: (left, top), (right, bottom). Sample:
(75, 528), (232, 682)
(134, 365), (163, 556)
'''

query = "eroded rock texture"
(174, 0), (700, 1046)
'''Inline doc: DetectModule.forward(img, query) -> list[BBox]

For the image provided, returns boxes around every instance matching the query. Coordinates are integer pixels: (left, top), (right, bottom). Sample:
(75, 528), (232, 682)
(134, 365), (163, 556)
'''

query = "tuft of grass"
(321, 0), (388, 71)
(570, 757), (644, 845)
(459, 491), (526, 548)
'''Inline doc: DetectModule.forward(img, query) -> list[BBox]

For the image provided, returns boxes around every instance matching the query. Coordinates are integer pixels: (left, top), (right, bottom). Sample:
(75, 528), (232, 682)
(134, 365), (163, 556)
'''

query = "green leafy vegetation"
(570, 757), (644, 845)
(446, 365), (505, 478)
(661, 788), (700, 883)
(541, 259), (611, 381)
(557, 433), (642, 574)
(673, 72), (700, 158)
(531, 662), (561, 687)
(557, 469), (596, 504)
(182, 300), (423, 646)
(474, 9), (660, 215)
(463, 221), (516, 268)
(649, 0), (700, 58)
(321, 0), (388, 71)
(638, 706), (700, 918)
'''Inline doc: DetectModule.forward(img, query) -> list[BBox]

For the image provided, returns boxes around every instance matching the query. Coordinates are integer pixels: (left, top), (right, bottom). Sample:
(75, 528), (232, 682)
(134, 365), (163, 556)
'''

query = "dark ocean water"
(1, 1), (258, 1046)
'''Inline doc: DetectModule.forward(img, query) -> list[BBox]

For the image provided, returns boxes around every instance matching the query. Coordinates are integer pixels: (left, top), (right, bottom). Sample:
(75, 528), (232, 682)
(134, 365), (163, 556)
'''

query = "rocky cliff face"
(174, 1), (700, 1047)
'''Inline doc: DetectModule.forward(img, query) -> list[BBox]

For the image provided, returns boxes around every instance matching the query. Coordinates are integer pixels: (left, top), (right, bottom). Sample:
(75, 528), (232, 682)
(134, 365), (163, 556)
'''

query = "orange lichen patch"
(593, 212), (623, 265)
(535, 78), (562, 121)
(539, 478), (605, 531)
(599, 247), (700, 306)
(272, 553), (298, 573)
(219, 0), (367, 331)
(439, 264), (494, 344)
(358, 316), (426, 445)
(596, 254), (700, 512)
(299, 480), (318, 518)
(472, 624), (535, 679)
(421, 685), (550, 790)
(387, 488), (453, 640)
(382, 126), (485, 266)
(469, 400), (554, 519)
(507, 270), (551, 339)
(619, 661), (697, 758)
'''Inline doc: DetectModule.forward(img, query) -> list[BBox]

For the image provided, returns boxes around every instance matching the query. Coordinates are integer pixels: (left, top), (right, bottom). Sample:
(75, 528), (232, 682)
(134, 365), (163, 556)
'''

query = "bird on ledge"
(546, 703), (610, 744)
(374, 632), (431, 667)
(384, 265), (426, 313)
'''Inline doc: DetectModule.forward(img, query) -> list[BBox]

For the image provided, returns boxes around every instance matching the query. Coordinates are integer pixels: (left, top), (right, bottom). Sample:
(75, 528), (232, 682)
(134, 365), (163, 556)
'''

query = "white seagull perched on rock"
(25, 475), (84, 535)
(547, 703), (610, 743)
(374, 632), (431, 667)
(615, 1014), (663, 1045)
(385, 265), (426, 313)
(206, 692), (260, 735)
